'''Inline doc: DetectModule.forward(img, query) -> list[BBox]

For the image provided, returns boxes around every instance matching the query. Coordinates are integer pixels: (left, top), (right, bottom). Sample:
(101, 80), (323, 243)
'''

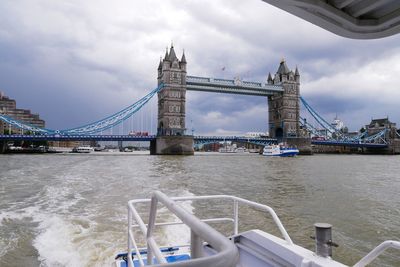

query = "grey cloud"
(1, 0), (400, 135)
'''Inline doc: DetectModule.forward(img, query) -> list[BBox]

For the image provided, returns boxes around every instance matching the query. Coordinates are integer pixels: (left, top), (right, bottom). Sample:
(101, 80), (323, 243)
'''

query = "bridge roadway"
(0, 134), (156, 142)
(0, 135), (388, 148)
(0, 134), (277, 144)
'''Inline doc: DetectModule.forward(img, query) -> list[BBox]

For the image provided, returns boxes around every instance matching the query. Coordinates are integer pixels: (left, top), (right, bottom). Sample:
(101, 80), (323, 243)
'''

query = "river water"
(0, 153), (399, 266)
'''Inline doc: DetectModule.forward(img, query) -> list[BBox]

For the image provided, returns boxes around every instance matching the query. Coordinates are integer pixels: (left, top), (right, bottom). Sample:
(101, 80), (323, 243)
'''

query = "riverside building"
(0, 91), (45, 134)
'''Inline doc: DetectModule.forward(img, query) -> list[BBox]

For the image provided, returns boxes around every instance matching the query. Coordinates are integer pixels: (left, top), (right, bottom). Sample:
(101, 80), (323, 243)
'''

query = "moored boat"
(71, 146), (94, 153)
(235, 146), (247, 153)
(262, 143), (299, 157)
(248, 148), (260, 153)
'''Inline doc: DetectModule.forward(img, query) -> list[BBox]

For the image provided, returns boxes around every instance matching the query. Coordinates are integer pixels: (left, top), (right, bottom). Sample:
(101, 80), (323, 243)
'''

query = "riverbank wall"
(312, 140), (400, 155)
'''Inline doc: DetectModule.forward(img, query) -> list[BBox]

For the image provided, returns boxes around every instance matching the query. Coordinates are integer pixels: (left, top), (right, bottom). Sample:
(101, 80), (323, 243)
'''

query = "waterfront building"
(48, 140), (80, 148)
(366, 117), (397, 136)
(0, 91), (45, 134)
(202, 142), (221, 152)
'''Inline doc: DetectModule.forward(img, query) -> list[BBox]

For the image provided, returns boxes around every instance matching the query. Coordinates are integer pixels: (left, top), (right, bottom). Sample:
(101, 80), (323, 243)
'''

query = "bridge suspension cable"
(61, 84), (163, 135)
(299, 117), (321, 136)
(0, 84), (163, 135)
(300, 96), (343, 139)
(300, 96), (390, 145)
(0, 114), (55, 135)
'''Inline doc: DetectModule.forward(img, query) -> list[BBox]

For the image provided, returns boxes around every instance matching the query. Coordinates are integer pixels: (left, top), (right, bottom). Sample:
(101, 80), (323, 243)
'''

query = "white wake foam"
(160, 190), (196, 247)
(33, 215), (84, 267)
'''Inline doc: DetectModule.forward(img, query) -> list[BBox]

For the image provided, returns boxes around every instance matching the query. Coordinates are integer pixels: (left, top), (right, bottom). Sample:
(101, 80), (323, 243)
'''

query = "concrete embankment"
(312, 140), (400, 155)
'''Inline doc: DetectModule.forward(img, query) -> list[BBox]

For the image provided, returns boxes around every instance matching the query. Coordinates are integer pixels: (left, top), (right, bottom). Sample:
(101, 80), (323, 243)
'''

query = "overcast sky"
(1, 0), (400, 135)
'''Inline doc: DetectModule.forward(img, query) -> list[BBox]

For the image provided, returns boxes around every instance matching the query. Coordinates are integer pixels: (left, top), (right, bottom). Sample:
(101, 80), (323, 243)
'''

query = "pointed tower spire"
(164, 47), (169, 61)
(294, 65), (300, 82)
(168, 45), (178, 62)
(277, 58), (290, 74)
(181, 50), (186, 63)
(158, 57), (162, 70)
(267, 72), (273, 84)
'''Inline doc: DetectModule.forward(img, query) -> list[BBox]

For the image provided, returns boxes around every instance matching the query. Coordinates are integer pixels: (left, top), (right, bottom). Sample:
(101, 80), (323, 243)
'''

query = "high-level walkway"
(186, 76), (282, 97)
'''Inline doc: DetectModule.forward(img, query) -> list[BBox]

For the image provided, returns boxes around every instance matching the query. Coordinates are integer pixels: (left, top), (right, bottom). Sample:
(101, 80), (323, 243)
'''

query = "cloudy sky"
(1, 0), (400, 135)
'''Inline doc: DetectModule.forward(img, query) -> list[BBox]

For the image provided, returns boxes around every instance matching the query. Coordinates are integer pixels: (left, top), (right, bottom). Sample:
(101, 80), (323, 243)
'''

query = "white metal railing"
(126, 191), (293, 267)
(353, 240), (400, 267)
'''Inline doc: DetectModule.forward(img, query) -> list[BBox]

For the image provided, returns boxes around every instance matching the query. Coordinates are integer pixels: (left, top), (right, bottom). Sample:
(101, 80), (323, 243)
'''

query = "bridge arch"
(275, 127), (284, 139)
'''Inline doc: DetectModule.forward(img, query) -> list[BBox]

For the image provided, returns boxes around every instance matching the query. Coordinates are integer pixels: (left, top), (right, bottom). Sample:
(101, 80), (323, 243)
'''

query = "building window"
(170, 91), (181, 98)
(169, 105), (181, 113)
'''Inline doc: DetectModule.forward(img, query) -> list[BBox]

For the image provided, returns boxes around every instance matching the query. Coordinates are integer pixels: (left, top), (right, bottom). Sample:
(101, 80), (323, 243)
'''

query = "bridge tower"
(157, 45), (187, 136)
(267, 60), (300, 140)
(151, 45), (194, 155)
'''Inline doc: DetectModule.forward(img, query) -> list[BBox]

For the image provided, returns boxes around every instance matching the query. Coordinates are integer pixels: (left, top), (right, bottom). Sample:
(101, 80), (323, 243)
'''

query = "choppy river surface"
(0, 153), (399, 266)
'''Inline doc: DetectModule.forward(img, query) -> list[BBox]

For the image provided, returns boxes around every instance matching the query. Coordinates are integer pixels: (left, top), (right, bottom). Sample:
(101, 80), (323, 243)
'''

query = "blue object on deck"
(115, 247), (179, 260)
(118, 254), (191, 267)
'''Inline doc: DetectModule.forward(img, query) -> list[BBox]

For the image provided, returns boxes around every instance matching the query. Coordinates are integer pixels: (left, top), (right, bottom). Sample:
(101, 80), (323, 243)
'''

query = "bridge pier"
(390, 139), (400, 154)
(150, 136), (194, 155)
(364, 139), (400, 154)
(286, 137), (312, 155)
(0, 141), (7, 154)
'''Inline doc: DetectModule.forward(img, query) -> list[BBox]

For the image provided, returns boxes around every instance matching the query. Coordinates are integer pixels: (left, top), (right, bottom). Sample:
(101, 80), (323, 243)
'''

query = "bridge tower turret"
(151, 45), (193, 155)
(268, 60), (300, 140)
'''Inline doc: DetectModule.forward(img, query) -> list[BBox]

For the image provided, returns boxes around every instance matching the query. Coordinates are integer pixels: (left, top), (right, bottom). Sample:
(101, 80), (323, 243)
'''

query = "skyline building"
(0, 91), (45, 134)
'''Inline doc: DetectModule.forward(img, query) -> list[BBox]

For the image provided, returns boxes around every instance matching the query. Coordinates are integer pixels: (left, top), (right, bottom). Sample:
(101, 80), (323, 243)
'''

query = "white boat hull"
(263, 144), (299, 157)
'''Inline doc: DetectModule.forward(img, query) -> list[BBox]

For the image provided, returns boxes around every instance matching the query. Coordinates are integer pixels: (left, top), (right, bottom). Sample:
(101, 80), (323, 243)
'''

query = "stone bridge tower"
(151, 45), (194, 155)
(267, 60), (300, 140)
(157, 45), (187, 136)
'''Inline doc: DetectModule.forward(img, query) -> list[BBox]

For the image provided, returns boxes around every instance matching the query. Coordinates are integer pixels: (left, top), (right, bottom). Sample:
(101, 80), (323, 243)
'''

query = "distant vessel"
(235, 146), (247, 153)
(218, 146), (236, 153)
(71, 146), (94, 153)
(248, 148), (260, 153)
(263, 143), (299, 157)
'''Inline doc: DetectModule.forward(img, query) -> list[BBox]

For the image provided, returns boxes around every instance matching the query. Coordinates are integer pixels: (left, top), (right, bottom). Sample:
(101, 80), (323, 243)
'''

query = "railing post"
(233, 200), (239, 235)
(353, 240), (400, 267)
(127, 205), (133, 267)
(147, 196), (158, 265)
(190, 230), (203, 259)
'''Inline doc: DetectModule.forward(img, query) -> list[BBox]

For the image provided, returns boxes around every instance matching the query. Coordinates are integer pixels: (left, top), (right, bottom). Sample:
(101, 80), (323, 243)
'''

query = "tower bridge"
(1, 45), (399, 154)
(154, 45), (303, 154)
